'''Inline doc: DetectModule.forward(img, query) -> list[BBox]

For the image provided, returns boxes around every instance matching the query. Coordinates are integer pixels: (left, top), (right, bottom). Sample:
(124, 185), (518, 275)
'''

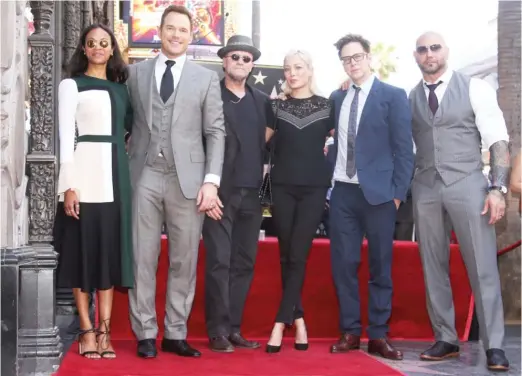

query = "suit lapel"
(171, 60), (198, 126)
(137, 57), (157, 129)
(358, 78), (381, 128)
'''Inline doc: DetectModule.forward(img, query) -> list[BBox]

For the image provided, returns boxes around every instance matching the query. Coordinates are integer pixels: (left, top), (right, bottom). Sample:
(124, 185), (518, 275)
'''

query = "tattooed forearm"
(489, 140), (510, 188)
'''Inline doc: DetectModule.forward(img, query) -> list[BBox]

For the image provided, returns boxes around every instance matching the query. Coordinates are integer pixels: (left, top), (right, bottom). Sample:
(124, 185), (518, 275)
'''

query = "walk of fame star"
(253, 71), (267, 85)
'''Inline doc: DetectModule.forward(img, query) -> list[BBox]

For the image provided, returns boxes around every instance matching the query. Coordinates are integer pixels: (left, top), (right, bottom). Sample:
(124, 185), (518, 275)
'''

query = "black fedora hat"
(217, 35), (261, 61)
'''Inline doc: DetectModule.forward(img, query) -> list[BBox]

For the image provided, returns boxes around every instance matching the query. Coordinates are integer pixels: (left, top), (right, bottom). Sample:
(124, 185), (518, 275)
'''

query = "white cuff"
(204, 173), (221, 188)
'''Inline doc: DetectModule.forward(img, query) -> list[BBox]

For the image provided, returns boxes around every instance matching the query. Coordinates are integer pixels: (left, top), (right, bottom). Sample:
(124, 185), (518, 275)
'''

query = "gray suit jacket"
(126, 56), (225, 199)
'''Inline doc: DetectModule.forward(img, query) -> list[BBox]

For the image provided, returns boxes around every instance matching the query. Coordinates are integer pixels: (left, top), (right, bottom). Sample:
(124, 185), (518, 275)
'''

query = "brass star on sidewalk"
(253, 71), (267, 85)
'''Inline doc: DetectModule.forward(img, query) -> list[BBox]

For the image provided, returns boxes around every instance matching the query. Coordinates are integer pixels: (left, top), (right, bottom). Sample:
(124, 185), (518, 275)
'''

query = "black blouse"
(268, 95), (334, 187)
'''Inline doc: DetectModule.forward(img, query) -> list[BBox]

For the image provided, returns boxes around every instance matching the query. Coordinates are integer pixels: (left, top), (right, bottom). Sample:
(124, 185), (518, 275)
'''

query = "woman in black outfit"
(265, 50), (334, 352)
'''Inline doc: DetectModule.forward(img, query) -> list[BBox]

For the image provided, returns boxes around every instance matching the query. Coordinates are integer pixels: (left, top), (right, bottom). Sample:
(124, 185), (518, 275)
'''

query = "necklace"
(229, 90), (245, 104)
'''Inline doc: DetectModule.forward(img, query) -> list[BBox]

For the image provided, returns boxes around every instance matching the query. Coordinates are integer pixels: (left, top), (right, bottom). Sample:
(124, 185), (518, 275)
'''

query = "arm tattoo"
(489, 140), (510, 188)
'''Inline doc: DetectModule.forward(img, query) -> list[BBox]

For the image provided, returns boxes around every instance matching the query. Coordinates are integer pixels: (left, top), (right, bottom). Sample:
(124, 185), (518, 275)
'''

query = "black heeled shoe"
(266, 324), (285, 353)
(77, 328), (101, 359)
(294, 318), (309, 351)
(294, 343), (309, 351)
(266, 343), (282, 353)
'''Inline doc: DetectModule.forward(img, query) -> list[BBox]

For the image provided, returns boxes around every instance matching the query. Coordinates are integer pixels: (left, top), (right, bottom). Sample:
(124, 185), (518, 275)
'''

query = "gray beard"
(228, 72), (248, 84)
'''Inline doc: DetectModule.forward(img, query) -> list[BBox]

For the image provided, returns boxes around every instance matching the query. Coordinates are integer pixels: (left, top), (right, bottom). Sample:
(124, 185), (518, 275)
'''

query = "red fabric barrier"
(110, 237), (472, 340)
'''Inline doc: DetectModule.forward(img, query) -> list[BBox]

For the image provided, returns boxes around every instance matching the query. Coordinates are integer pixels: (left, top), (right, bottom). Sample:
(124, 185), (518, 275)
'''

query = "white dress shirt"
(333, 74), (376, 184)
(423, 69), (509, 149)
(154, 52), (221, 187)
(154, 52), (186, 93)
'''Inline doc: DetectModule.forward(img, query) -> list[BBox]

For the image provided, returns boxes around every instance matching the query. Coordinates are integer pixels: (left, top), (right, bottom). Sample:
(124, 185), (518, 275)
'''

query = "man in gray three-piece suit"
(126, 5), (225, 359)
(410, 32), (510, 372)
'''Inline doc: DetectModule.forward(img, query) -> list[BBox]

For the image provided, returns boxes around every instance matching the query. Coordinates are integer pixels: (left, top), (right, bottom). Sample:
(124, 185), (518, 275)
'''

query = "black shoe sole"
(137, 352), (157, 359)
(210, 347), (234, 353)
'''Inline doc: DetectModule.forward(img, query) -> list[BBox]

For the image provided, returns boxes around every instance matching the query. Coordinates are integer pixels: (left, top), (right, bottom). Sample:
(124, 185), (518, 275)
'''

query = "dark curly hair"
(67, 23), (128, 83)
(334, 34), (371, 59)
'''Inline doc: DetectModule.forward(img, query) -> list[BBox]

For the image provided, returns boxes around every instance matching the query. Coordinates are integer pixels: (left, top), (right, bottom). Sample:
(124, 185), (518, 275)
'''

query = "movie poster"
(129, 0), (224, 47)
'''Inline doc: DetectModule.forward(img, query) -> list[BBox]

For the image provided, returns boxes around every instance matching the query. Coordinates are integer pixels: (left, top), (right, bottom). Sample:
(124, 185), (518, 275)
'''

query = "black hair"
(67, 23), (128, 83)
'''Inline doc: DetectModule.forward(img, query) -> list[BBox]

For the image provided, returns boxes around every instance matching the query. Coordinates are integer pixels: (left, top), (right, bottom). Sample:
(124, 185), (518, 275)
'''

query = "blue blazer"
(329, 78), (414, 205)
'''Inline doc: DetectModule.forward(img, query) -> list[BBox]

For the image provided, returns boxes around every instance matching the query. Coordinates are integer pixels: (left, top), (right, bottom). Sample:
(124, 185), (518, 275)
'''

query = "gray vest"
(410, 71), (483, 187)
(146, 80), (177, 168)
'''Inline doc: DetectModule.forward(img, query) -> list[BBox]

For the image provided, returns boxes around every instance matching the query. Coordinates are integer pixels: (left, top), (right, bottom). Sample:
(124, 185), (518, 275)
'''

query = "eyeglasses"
(227, 54), (252, 63)
(340, 53), (367, 65)
(416, 44), (442, 54)
(86, 39), (110, 49)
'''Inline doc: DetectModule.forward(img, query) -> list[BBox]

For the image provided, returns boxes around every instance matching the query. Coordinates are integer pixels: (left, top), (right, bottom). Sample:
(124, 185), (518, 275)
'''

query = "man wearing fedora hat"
(202, 35), (274, 352)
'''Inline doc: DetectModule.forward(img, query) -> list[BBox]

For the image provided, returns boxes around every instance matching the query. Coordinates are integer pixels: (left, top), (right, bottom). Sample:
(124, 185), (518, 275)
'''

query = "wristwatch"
(489, 185), (508, 195)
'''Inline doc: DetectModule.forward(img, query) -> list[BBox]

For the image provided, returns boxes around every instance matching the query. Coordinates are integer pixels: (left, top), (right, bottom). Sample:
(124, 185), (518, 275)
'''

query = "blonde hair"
(281, 49), (319, 96)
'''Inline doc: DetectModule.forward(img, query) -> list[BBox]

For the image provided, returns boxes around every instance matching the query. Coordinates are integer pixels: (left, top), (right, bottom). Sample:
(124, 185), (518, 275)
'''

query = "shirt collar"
(157, 51), (187, 71)
(351, 74), (375, 95)
(422, 68), (453, 86)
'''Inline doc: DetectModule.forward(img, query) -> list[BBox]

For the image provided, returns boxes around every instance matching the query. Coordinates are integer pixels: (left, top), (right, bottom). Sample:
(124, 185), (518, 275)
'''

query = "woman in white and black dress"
(53, 24), (133, 359)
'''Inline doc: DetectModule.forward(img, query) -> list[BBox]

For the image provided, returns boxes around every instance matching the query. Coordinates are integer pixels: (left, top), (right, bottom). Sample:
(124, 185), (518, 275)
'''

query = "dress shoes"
(367, 338), (403, 360)
(229, 332), (261, 349)
(330, 334), (360, 353)
(486, 349), (509, 372)
(420, 341), (460, 361)
(209, 336), (234, 353)
(161, 338), (201, 357)
(137, 339), (157, 358)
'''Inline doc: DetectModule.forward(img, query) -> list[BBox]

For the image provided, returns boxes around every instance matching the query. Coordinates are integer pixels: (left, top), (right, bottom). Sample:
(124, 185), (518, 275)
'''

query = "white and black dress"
(53, 75), (133, 292)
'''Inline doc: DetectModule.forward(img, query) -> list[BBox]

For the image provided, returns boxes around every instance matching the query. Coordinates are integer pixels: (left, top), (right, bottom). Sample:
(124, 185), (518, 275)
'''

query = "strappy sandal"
(96, 320), (116, 359)
(78, 328), (101, 359)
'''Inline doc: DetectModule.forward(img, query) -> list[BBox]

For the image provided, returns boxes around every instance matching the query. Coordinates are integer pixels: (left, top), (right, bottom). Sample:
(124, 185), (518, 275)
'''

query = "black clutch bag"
(259, 100), (279, 209)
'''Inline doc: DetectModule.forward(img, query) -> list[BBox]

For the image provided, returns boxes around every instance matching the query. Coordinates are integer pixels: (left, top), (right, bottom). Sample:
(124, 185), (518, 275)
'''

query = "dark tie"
(425, 81), (442, 115)
(160, 60), (176, 103)
(346, 85), (361, 178)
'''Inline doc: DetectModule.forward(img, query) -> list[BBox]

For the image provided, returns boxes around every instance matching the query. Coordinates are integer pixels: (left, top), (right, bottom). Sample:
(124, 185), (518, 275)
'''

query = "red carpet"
(56, 339), (405, 376)
(109, 237), (472, 340)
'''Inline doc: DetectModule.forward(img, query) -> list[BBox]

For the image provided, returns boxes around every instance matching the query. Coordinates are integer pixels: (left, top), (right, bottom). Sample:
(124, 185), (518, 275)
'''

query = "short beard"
(227, 71), (248, 84)
(419, 61), (445, 75)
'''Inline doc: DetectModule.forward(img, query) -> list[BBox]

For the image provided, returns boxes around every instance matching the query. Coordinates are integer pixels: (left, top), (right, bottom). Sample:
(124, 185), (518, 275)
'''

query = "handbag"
(259, 100), (279, 209)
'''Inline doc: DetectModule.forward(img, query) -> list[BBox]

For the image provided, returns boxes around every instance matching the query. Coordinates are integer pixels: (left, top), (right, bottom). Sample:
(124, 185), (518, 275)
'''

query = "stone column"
(1, 2), (39, 375)
(21, 1), (63, 373)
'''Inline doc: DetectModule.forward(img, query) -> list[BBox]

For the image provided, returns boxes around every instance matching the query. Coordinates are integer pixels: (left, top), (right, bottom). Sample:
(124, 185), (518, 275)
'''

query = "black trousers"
(202, 188), (263, 338)
(271, 184), (328, 324)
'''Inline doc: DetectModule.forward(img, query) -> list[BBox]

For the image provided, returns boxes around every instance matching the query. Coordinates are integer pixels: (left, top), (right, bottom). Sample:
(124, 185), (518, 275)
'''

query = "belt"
(77, 135), (119, 143)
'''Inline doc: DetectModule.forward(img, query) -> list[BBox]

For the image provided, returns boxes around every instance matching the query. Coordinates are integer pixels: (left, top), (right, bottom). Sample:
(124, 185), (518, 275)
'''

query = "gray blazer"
(126, 57), (225, 199)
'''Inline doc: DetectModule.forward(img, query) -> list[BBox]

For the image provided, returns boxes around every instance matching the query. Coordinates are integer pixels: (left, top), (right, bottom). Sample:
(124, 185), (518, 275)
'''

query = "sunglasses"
(340, 53), (367, 65)
(416, 44), (442, 54)
(228, 54), (252, 63)
(86, 39), (110, 49)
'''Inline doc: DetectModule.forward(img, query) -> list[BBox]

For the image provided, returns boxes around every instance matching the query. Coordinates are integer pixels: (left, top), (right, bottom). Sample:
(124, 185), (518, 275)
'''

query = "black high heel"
(294, 319), (309, 351)
(77, 328), (100, 359)
(96, 319), (116, 359)
(294, 343), (309, 351)
(266, 325), (285, 353)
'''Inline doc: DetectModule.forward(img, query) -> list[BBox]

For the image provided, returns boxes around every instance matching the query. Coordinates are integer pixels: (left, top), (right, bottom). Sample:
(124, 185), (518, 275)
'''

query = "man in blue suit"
(328, 34), (413, 360)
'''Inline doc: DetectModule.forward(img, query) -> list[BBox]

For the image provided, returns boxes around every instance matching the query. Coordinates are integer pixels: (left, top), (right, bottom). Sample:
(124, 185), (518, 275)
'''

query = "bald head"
(413, 31), (449, 78)
(416, 31), (447, 48)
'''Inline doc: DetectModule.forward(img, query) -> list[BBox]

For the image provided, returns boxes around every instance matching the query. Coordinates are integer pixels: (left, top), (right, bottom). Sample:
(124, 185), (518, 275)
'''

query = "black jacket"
(218, 79), (272, 199)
